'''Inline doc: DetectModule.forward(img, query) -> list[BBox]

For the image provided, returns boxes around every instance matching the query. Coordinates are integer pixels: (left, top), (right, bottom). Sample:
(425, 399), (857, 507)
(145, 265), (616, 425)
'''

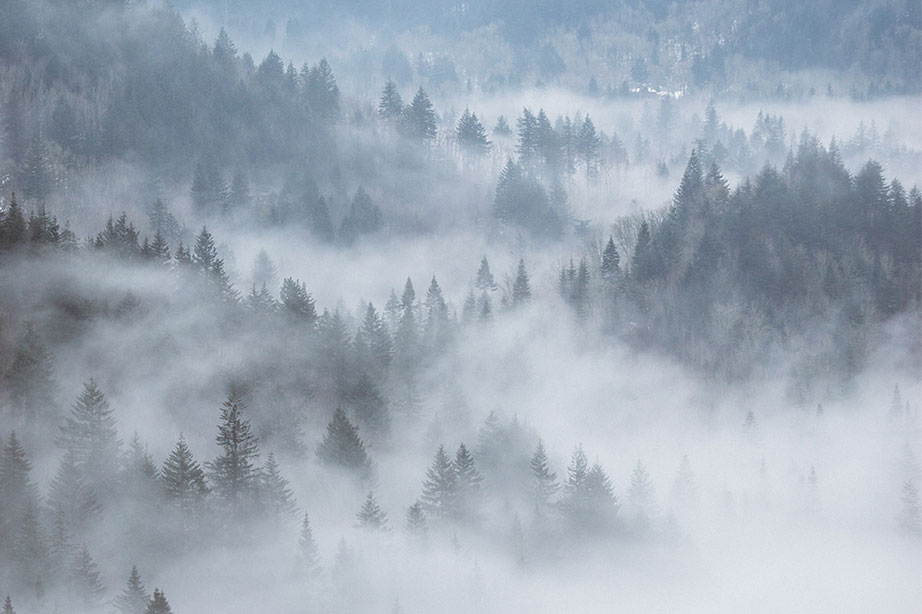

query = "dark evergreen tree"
(207, 393), (260, 514)
(279, 277), (317, 325)
(299, 512), (321, 574)
(315, 407), (373, 480)
(530, 439), (559, 513)
(405, 501), (428, 544)
(192, 226), (238, 303)
(47, 451), (101, 536)
(378, 80), (403, 121)
(70, 544), (105, 611)
(354, 303), (393, 377)
(512, 259), (532, 305)
(56, 379), (121, 496)
(600, 236), (621, 284)
(261, 452), (297, 517)
(27, 204), (60, 245)
(21, 137), (53, 202)
(4, 321), (56, 418)
(145, 589), (173, 614)
(355, 491), (389, 530)
(576, 116), (601, 180)
(493, 115), (512, 137)
(150, 230), (171, 265)
(632, 220), (655, 282)
(346, 372), (390, 443)
(12, 503), (48, 587)
(420, 445), (457, 520)
(112, 566), (150, 614)
(516, 108), (540, 165)
(305, 58), (340, 122)
(475, 256), (496, 292)
(456, 108), (491, 157)
(423, 276), (450, 350)
(0, 193), (26, 248)
(454, 444), (484, 522)
(252, 249), (279, 290)
(2, 595), (14, 614)
(401, 87), (437, 141)
(161, 434), (209, 518)
(340, 187), (383, 243)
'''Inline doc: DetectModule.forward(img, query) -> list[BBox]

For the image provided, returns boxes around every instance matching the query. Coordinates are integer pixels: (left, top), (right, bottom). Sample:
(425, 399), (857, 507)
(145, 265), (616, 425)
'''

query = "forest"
(0, 1), (920, 613)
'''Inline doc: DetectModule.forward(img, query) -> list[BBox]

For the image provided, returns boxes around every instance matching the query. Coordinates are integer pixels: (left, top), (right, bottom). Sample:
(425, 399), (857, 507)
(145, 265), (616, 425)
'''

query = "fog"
(0, 1), (920, 613)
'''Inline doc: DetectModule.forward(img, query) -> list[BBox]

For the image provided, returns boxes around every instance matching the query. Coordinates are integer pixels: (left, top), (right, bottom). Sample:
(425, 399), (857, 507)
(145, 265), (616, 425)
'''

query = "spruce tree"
(512, 259), (531, 305)
(626, 461), (658, 522)
(355, 491), (389, 530)
(47, 450), (102, 536)
(420, 445), (457, 520)
(315, 407), (373, 480)
(2, 595), (14, 614)
(112, 566), (150, 614)
(4, 321), (56, 418)
(402, 87), (437, 141)
(454, 444), (484, 522)
(475, 256), (497, 292)
(898, 480), (921, 538)
(70, 544), (105, 611)
(346, 372), (390, 443)
(0, 193), (26, 248)
(456, 108), (491, 157)
(279, 277), (317, 325)
(299, 512), (321, 574)
(576, 116), (600, 180)
(600, 236), (621, 284)
(56, 379), (121, 496)
(161, 434), (209, 517)
(207, 393), (260, 513)
(405, 501), (428, 544)
(378, 80), (403, 120)
(530, 439), (559, 513)
(145, 589), (173, 614)
(261, 452), (298, 517)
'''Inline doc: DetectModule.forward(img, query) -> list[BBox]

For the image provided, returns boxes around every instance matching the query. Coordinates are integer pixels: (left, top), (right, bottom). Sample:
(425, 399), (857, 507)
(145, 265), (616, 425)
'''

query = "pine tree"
(28, 204), (60, 245)
(454, 444), (484, 522)
(494, 115), (512, 136)
(252, 249), (279, 290)
(207, 393), (260, 512)
(378, 80), (403, 120)
(150, 230), (171, 265)
(632, 220), (655, 281)
(112, 566), (150, 614)
(516, 108), (540, 165)
(192, 226), (238, 303)
(299, 512), (321, 574)
(2, 595), (14, 614)
(0, 432), (40, 534)
(22, 137), (53, 202)
(424, 276), (449, 349)
(512, 259), (531, 306)
(12, 502), (49, 586)
(161, 434), (209, 517)
(405, 501), (428, 544)
(70, 544), (105, 611)
(530, 439), (559, 513)
(305, 58), (340, 122)
(354, 303), (393, 377)
(122, 433), (159, 501)
(355, 491), (389, 530)
(56, 379), (121, 496)
(315, 407), (373, 480)
(420, 445), (457, 520)
(261, 452), (297, 517)
(600, 236), (621, 284)
(393, 278), (419, 371)
(145, 589), (173, 614)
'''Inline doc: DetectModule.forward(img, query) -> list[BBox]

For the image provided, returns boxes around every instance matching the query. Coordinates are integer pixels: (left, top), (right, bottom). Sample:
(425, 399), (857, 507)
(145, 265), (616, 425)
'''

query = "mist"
(0, 1), (920, 613)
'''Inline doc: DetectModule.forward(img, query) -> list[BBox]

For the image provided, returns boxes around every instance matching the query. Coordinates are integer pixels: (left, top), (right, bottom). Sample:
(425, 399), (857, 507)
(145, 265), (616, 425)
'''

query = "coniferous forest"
(0, 1), (920, 612)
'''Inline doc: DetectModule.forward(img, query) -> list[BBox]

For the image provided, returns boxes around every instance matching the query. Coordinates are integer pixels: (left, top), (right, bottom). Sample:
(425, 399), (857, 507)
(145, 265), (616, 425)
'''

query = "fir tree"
(112, 566), (150, 614)
(56, 379), (121, 495)
(299, 512), (321, 574)
(12, 502), (48, 586)
(70, 544), (105, 611)
(22, 137), (53, 202)
(0, 193), (26, 248)
(355, 491), (389, 530)
(0, 432), (40, 533)
(4, 321), (56, 418)
(898, 480), (921, 538)
(576, 116), (600, 179)
(420, 445), (457, 520)
(279, 277), (317, 325)
(475, 256), (496, 292)
(47, 450), (102, 536)
(378, 80), (403, 120)
(207, 393), (260, 512)
(456, 108), (491, 157)
(346, 372), (390, 443)
(405, 501), (428, 544)
(252, 249), (279, 290)
(493, 115), (512, 137)
(354, 303), (393, 377)
(530, 439), (559, 513)
(512, 259), (531, 305)
(145, 589), (173, 614)
(600, 236), (621, 284)
(261, 452), (298, 517)
(2, 595), (14, 614)
(454, 444), (484, 522)
(626, 461), (658, 523)
(402, 87), (437, 141)
(315, 407), (373, 480)
(192, 226), (238, 303)
(161, 434), (209, 517)
(150, 230), (171, 265)
(305, 58), (340, 122)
